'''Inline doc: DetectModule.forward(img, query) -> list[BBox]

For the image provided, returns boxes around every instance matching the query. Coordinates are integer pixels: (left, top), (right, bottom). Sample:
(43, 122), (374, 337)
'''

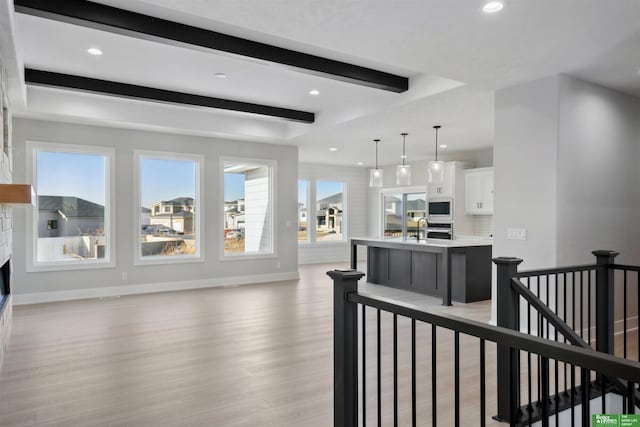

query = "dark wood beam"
(25, 68), (315, 123)
(15, 0), (409, 93)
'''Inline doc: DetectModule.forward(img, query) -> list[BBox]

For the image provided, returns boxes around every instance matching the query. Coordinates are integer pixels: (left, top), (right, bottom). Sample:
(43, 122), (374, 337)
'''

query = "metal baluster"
(432, 324), (437, 427)
(564, 272), (568, 393)
(554, 274), (559, 427)
(601, 375), (606, 414)
(580, 271), (584, 340)
(411, 319), (416, 427)
(581, 369), (590, 427)
(628, 381), (635, 414)
(377, 309), (381, 427)
(455, 331), (460, 427)
(362, 305), (367, 427)
(393, 314), (398, 427)
(480, 339), (486, 427)
(571, 364), (575, 427)
(588, 271), (592, 348)
(527, 289), (532, 423)
(624, 270), (628, 359)
(541, 356), (550, 427)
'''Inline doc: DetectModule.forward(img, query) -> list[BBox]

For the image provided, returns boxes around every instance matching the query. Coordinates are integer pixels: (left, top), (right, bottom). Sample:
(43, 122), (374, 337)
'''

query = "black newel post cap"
(492, 257), (523, 265)
(327, 269), (365, 281)
(592, 250), (619, 258)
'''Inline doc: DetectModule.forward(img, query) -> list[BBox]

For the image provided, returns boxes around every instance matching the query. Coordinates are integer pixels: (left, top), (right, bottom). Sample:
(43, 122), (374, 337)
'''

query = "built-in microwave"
(427, 199), (453, 222)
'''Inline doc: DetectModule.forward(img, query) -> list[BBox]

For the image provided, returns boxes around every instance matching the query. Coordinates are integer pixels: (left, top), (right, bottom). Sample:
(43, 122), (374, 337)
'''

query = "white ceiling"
(3, 0), (640, 166)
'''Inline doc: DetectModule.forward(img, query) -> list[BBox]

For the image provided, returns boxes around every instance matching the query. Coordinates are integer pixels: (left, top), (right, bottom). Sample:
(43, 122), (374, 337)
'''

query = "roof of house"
(317, 193), (342, 205)
(38, 195), (104, 218)
(141, 207), (152, 213)
(153, 197), (194, 207)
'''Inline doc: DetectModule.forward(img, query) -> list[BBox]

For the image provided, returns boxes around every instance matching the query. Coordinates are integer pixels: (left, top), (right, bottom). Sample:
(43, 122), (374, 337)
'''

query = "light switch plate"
(507, 228), (527, 240)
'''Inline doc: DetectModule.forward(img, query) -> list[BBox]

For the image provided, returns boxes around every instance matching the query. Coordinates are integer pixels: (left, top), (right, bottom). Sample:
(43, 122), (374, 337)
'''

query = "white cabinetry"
(427, 164), (454, 198)
(465, 167), (494, 214)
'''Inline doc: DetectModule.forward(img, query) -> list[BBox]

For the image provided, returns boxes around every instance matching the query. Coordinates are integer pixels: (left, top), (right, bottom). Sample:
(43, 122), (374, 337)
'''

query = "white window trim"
(220, 157), (277, 261)
(26, 141), (116, 272)
(380, 185), (426, 238)
(297, 179), (310, 244)
(133, 150), (204, 265)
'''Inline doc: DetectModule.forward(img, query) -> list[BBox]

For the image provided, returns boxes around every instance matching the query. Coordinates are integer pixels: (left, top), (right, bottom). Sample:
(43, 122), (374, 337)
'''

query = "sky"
(37, 151), (106, 205)
(300, 180), (343, 203)
(37, 151), (342, 207)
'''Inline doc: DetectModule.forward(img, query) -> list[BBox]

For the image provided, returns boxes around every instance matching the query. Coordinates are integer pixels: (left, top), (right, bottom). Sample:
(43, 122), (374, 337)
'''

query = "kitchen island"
(350, 237), (492, 305)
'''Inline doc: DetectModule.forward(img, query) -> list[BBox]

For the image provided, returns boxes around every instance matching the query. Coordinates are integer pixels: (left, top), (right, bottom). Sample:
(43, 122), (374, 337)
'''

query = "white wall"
(11, 118), (299, 303)
(557, 76), (640, 265)
(298, 163), (366, 264)
(492, 74), (640, 323)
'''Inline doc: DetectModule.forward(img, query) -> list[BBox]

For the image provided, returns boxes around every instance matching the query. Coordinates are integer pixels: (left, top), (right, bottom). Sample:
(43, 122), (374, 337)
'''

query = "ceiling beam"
(25, 68), (316, 123)
(15, 0), (409, 93)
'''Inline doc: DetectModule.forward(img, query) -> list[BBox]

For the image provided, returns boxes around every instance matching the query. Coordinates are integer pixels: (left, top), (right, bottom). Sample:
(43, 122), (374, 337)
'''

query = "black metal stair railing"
(329, 259), (640, 427)
(495, 250), (640, 425)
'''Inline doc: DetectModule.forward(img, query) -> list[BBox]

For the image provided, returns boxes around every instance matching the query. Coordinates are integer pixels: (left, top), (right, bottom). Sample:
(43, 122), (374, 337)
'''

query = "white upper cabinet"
(465, 167), (494, 214)
(427, 163), (455, 198)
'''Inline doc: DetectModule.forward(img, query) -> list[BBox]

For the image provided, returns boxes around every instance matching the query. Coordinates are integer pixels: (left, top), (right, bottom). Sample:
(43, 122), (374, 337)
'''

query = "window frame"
(379, 185), (427, 240)
(219, 157), (277, 261)
(297, 179), (310, 244)
(133, 150), (204, 265)
(26, 141), (116, 272)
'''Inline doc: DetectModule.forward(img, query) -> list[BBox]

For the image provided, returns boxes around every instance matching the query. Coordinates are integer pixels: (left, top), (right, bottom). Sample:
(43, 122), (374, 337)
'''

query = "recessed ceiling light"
(440, 145), (448, 149)
(215, 73), (227, 79)
(309, 89), (320, 96)
(357, 162), (364, 166)
(329, 147), (337, 152)
(482, 1), (504, 13)
(87, 47), (103, 56)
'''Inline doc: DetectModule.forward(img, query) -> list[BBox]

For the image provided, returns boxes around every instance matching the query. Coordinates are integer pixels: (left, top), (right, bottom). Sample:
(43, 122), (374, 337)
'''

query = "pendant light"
(428, 125), (445, 184)
(395, 132), (411, 185)
(369, 139), (384, 188)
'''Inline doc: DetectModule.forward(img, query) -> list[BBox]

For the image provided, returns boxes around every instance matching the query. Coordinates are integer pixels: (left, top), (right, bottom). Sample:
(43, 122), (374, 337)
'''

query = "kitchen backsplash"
(472, 215), (493, 238)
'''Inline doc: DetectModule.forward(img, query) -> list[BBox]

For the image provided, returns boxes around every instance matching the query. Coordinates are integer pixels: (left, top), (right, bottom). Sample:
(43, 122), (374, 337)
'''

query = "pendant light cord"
(433, 125), (441, 161)
(374, 139), (379, 169)
(401, 133), (408, 166)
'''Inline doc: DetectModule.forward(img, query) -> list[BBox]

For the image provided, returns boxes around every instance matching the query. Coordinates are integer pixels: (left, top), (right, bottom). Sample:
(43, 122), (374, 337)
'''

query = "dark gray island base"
(350, 238), (492, 305)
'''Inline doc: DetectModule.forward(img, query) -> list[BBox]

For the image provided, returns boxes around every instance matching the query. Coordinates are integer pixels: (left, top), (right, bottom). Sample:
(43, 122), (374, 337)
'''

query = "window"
(298, 180), (308, 242)
(381, 189), (426, 240)
(222, 159), (274, 257)
(28, 142), (114, 270)
(316, 181), (344, 241)
(135, 151), (202, 263)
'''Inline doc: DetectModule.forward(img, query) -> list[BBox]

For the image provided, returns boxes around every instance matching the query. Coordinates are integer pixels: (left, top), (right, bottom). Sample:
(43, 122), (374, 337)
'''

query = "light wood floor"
(0, 264), (501, 426)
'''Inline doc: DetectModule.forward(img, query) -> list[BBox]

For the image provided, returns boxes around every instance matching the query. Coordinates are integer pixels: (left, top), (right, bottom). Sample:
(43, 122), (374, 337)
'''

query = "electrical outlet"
(122, 272), (128, 281)
(507, 228), (527, 240)
(276, 262), (281, 269)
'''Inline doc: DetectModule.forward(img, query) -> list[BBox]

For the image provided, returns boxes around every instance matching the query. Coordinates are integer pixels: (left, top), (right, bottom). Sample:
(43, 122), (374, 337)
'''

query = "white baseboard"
(13, 271), (300, 305)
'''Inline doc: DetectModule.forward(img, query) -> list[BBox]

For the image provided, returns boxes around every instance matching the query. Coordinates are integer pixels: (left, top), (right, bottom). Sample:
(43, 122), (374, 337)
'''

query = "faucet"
(416, 217), (427, 242)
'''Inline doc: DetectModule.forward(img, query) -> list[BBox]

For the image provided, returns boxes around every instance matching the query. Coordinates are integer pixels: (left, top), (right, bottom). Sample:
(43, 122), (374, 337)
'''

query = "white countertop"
(351, 236), (492, 248)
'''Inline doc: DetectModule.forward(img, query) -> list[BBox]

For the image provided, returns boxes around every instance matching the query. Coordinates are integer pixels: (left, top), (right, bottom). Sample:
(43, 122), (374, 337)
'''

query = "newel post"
(328, 269), (365, 427)
(493, 257), (523, 423)
(593, 250), (619, 355)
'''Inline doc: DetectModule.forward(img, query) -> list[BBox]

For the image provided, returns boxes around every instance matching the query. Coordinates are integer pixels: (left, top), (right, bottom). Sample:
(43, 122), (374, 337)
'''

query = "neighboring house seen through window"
(223, 159), (274, 257)
(315, 181), (344, 242)
(28, 142), (115, 270)
(135, 151), (202, 263)
(298, 180), (308, 242)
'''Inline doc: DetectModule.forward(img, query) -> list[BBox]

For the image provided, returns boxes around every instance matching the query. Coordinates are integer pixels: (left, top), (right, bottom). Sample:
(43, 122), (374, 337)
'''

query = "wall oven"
(427, 199), (453, 222)
(426, 222), (453, 240)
